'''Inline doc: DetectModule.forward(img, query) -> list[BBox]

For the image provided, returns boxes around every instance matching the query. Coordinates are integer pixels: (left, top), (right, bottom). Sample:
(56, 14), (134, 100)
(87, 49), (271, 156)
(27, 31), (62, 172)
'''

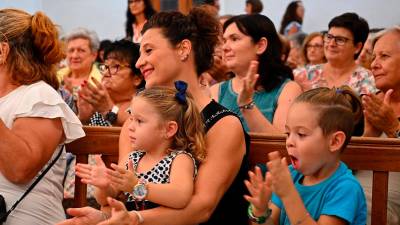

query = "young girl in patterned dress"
(75, 81), (206, 212)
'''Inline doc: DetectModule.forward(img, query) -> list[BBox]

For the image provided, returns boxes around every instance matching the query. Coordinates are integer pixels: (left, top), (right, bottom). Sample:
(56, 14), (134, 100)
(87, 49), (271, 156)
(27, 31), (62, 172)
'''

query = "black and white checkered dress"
(124, 150), (197, 210)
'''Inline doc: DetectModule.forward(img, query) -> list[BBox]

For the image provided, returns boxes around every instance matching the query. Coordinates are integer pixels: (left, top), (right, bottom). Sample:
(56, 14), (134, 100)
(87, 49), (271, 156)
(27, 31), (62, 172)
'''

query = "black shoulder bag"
(0, 145), (64, 224)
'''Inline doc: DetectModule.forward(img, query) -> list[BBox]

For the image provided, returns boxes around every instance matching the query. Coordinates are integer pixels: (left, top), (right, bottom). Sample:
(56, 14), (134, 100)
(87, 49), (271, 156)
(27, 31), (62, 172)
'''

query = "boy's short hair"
(294, 86), (362, 150)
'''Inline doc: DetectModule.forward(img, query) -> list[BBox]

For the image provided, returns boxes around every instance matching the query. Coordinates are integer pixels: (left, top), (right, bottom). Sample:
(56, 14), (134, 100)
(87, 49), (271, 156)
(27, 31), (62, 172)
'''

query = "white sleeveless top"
(0, 81), (85, 225)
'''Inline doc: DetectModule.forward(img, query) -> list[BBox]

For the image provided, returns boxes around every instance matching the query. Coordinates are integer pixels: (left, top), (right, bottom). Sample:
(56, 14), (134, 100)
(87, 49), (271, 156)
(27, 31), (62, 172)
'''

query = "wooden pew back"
(66, 127), (400, 225)
(66, 126), (120, 207)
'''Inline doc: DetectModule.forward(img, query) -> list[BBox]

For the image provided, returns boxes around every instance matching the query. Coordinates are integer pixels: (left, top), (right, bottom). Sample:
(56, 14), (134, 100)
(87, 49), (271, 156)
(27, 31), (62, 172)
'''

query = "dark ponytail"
(142, 6), (220, 75)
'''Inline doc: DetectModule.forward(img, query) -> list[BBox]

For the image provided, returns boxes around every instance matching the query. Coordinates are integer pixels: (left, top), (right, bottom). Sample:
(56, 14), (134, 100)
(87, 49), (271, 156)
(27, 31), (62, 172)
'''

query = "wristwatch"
(105, 105), (119, 124)
(248, 204), (272, 224)
(132, 179), (148, 201)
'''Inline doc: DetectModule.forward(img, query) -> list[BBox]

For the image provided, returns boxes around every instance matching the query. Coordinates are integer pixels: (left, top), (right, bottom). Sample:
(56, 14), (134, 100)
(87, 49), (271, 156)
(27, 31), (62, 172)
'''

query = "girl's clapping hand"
(107, 161), (138, 193)
(76, 155), (111, 189)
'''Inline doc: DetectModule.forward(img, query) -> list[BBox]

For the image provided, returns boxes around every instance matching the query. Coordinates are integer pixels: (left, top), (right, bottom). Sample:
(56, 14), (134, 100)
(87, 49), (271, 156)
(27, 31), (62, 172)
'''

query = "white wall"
(42, 0), (127, 40)
(220, 0), (400, 33)
(1, 0), (399, 40)
(0, 0), (127, 40)
(0, 0), (41, 13)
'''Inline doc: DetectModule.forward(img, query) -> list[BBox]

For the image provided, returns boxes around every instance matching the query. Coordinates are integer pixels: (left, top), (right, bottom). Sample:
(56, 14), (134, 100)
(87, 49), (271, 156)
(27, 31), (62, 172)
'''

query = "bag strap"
(1, 145), (64, 220)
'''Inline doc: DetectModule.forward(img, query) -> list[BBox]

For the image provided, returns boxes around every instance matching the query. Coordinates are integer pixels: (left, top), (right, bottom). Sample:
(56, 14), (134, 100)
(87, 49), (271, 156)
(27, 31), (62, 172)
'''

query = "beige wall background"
(1, 0), (399, 40)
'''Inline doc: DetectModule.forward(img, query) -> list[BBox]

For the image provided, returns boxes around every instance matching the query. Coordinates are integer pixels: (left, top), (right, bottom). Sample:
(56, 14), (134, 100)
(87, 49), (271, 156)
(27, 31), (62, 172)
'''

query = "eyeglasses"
(323, 33), (352, 46)
(99, 63), (130, 75)
(306, 44), (323, 50)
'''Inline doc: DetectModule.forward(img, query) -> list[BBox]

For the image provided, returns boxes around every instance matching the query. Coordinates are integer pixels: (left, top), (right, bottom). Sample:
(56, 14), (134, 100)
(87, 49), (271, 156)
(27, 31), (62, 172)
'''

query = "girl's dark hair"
(294, 86), (362, 150)
(279, 1), (303, 35)
(125, 0), (156, 39)
(142, 7), (220, 76)
(104, 40), (145, 88)
(328, 12), (369, 59)
(223, 14), (293, 91)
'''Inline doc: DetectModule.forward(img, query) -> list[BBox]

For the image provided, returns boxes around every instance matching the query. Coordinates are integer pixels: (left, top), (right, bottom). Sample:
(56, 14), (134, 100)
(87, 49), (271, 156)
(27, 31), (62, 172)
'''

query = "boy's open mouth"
(290, 155), (299, 170)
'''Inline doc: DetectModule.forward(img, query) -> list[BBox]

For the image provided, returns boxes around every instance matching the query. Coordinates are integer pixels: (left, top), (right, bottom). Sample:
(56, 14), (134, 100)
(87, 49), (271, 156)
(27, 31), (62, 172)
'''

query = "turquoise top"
(218, 79), (289, 132)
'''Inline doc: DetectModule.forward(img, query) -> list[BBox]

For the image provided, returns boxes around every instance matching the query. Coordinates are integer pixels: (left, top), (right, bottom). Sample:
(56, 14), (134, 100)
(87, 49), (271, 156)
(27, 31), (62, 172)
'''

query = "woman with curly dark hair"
(125, 0), (156, 43)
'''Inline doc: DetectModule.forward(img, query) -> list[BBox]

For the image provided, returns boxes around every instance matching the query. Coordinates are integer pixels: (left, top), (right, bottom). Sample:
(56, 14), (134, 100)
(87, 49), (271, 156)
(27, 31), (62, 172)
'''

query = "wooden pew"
(66, 126), (400, 225)
(66, 126), (120, 208)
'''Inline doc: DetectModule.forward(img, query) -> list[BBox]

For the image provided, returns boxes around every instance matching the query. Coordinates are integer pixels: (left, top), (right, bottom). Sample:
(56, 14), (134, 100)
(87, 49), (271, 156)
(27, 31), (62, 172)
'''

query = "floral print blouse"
(293, 64), (379, 95)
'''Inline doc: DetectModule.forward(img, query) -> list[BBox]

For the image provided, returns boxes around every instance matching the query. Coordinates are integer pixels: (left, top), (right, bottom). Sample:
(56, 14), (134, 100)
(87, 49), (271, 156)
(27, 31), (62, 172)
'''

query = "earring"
(181, 54), (189, 61)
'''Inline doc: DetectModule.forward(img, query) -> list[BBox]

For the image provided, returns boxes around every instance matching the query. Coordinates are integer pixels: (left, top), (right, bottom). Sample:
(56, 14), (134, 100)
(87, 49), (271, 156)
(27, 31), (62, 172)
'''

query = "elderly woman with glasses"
(77, 40), (143, 127)
(63, 40), (143, 203)
(293, 13), (378, 96)
(358, 26), (400, 225)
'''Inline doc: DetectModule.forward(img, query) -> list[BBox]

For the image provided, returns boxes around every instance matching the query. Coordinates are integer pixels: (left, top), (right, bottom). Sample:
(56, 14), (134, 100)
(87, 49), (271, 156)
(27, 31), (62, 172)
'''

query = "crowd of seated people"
(0, 1), (399, 225)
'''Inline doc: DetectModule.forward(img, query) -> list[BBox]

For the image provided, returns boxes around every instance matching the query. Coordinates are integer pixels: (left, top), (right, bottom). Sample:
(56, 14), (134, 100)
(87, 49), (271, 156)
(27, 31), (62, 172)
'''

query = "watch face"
(133, 183), (147, 200)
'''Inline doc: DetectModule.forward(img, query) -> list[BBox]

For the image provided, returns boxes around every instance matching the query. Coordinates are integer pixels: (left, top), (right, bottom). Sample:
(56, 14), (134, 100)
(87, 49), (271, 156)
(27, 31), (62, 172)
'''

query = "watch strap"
(105, 105), (119, 124)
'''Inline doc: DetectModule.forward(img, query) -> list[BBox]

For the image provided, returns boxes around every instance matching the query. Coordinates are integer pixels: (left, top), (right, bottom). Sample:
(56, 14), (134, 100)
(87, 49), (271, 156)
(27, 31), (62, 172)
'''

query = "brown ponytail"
(0, 9), (64, 89)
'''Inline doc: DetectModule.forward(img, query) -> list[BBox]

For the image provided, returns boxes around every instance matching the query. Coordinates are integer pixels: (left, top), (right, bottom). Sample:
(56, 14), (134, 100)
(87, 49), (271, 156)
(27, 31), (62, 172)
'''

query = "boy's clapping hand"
(266, 151), (295, 199)
(244, 164), (272, 216)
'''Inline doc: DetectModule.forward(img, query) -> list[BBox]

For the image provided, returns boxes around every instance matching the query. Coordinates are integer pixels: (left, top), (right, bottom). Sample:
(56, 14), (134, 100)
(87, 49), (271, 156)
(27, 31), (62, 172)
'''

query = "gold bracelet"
(294, 212), (310, 225)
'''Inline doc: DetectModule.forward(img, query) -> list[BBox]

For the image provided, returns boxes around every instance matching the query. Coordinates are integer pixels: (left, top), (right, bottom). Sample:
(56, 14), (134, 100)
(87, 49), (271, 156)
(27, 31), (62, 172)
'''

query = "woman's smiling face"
(136, 28), (182, 88)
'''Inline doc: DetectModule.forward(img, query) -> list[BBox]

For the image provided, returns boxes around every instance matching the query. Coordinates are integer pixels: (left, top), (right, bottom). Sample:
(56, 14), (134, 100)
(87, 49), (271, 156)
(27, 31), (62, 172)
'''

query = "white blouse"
(0, 81), (85, 225)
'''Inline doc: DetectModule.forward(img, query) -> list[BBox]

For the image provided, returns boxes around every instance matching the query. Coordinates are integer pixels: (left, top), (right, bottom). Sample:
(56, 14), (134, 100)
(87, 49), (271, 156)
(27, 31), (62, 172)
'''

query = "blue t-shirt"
(271, 162), (366, 225)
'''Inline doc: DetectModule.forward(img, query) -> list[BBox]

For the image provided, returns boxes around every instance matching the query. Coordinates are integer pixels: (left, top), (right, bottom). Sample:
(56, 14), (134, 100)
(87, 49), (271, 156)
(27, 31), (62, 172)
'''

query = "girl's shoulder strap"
(168, 150), (198, 178)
